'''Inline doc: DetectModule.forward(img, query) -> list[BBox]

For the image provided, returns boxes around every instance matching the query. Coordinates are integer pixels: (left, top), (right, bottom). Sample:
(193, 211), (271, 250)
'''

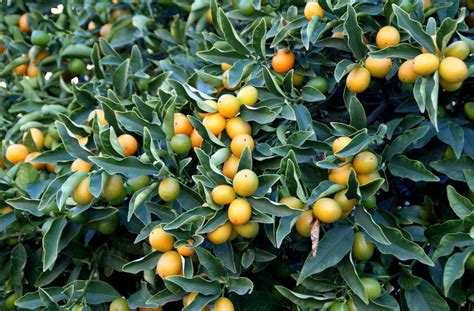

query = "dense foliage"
(0, 0), (473, 310)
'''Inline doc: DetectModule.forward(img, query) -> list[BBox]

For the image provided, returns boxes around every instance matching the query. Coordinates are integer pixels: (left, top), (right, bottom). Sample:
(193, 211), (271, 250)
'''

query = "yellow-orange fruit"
(376, 26), (400, 49)
(223, 155), (240, 179)
(312, 198), (342, 223)
(190, 129), (203, 148)
(357, 171), (381, 185)
(211, 185), (236, 205)
(333, 190), (357, 212)
(25, 152), (45, 170)
(353, 151), (378, 174)
(45, 162), (56, 173)
(295, 210), (314, 237)
(332, 137), (352, 155)
(5, 144), (29, 164)
(149, 227), (175, 252)
(23, 128), (44, 150)
(444, 41), (470, 61)
(19, 13), (31, 33)
(226, 117), (251, 140)
(88, 109), (108, 125)
(215, 297), (234, 311)
(217, 94), (241, 118)
(207, 221), (233, 244)
(72, 177), (94, 205)
(233, 222), (259, 238)
(228, 198), (252, 225)
(230, 134), (254, 157)
(346, 67), (371, 93)
(438, 57), (468, 83)
(413, 53), (439, 76)
(100, 23), (112, 37)
(328, 163), (352, 186)
(174, 113), (193, 136)
(118, 134), (138, 156)
(304, 2), (324, 20)
(233, 169), (259, 197)
(203, 113), (226, 136)
(279, 196), (305, 209)
(365, 57), (393, 78)
(439, 79), (462, 92)
(398, 60), (419, 84)
(71, 159), (93, 172)
(13, 63), (28, 75)
(176, 240), (195, 257)
(272, 49), (295, 74)
(156, 250), (182, 279)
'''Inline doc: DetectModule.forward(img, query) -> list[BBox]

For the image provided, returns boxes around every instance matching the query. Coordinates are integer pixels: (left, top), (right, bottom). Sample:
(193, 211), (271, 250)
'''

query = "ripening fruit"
(149, 227), (175, 252)
(413, 53), (439, 76)
(423, 0), (432, 9)
(464, 103), (474, 121)
(215, 297), (235, 311)
(31, 30), (50, 46)
(27, 63), (40, 77)
(346, 67), (371, 93)
(102, 175), (125, 204)
(353, 151), (378, 174)
(306, 76), (328, 93)
(295, 210), (314, 237)
(45, 162), (56, 173)
(233, 169), (259, 196)
(170, 134), (192, 155)
(365, 57), (393, 78)
(211, 185), (236, 205)
(207, 221), (233, 244)
(206, 9), (212, 24)
(279, 196), (305, 209)
(203, 113), (226, 135)
(221, 63), (232, 71)
(138, 307), (162, 311)
(226, 117), (251, 139)
(190, 129), (203, 148)
(68, 58), (86, 75)
(272, 49), (295, 74)
(88, 109), (107, 125)
(71, 159), (92, 172)
(312, 198), (342, 223)
(237, 85), (258, 106)
(174, 113), (193, 136)
(357, 171), (381, 186)
(332, 136), (352, 156)
(293, 73), (305, 87)
(218, 94), (241, 118)
(228, 198), (252, 225)
(24, 128), (44, 150)
(13, 63), (28, 75)
(329, 302), (349, 311)
(352, 232), (375, 261)
(158, 177), (180, 202)
(445, 41), (470, 60)
(73, 177), (94, 205)
(328, 163), (352, 186)
(100, 23), (112, 37)
(111, 7), (131, 20)
(176, 240), (195, 257)
(156, 250), (182, 279)
(333, 190), (357, 212)
(223, 155), (240, 179)
(376, 26), (400, 49)
(28, 47), (49, 64)
(230, 134), (255, 157)
(304, 2), (324, 20)
(6, 144), (29, 164)
(128, 175), (150, 193)
(438, 57), (468, 83)
(465, 253), (474, 270)
(222, 70), (241, 91)
(109, 297), (130, 311)
(25, 152), (45, 170)
(398, 60), (419, 83)
(19, 13), (31, 32)
(439, 79), (462, 92)
(118, 134), (138, 156)
(233, 222), (259, 238)
(360, 278), (382, 300)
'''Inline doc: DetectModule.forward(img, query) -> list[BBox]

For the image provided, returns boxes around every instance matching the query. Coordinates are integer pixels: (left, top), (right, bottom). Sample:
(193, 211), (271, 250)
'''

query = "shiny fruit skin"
(19, 13), (31, 32)
(24, 128), (44, 149)
(445, 41), (470, 60)
(203, 113), (226, 135)
(360, 277), (382, 299)
(279, 196), (305, 209)
(239, 0), (256, 16)
(4, 292), (17, 310)
(464, 102), (474, 121)
(71, 159), (92, 172)
(233, 222), (259, 238)
(45, 162), (56, 173)
(207, 221), (233, 244)
(228, 198), (252, 225)
(306, 76), (328, 93)
(230, 134), (255, 157)
(190, 129), (204, 148)
(353, 151), (378, 174)
(376, 26), (400, 49)
(328, 163), (352, 186)
(156, 250), (182, 279)
(138, 307), (162, 311)
(27, 63), (40, 77)
(110, 297), (130, 311)
(31, 30), (50, 46)
(438, 57), (468, 83)
(295, 210), (314, 237)
(102, 175), (125, 203)
(365, 57), (393, 78)
(226, 117), (251, 139)
(357, 171), (381, 186)
(312, 198), (342, 223)
(158, 178), (180, 202)
(272, 49), (295, 74)
(128, 175), (150, 193)
(25, 152), (45, 170)
(13, 63), (28, 75)
(211, 185), (236, 205)
(217, 94), (241, 118)
(149, 227), (175, 252)
(233, 169), (259, 196)
(68, 58), (86, 75)
(73, 177), (94, 205)
(6, 144), (29, 164)
(88, 109), (107, 125)
(118, 134), (138, 156)
(329, 302), (349, 311)
(332, 137), (352, 154)
(176, 240), (195, 257)
(413, 53), (439, 76)
(304, 2), (324, 20)
(293, 73), (305, 87)
(333, 190), (357, 212)
(174, 113), (193, 136)
(398, 60), (419, 83)
(215, 297), (235, 311)
(352, 232), (375, 261)
(362, 195), (377, 209)
(97, 213), (119, 235)
(223, 155), (240, 179)
(346, 67), (371, 93)
(237, 85), (258, 106)
(100, 23), (112, 37)
(440, 79), (462, 92)
(221, 63), (232, 71)
(170, 134), (192, 155)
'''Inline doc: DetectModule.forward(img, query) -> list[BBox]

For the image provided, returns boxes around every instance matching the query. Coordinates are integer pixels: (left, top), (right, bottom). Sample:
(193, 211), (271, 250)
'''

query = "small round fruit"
(25, 152), (45, 170)
(27, 64), (39, 77)
(222, 70), (241, 91)
(272, 49), (295, 74)
(304, 2), (324, 20)
(398, 60), (419, 83)
(295, 210), (314, 237)
(237, 86), (258, 106)
(332, 137), (352, 155)
(361, 195), (377, 209)
(45, 162), (56, 173)
(233, 169), (259, 196)
(203, 113), (226, 135)
(19, 13), (31, 32)
(68, 58), (86, 75)
(221, 63), (232, 71)
(128, 175), (150, 193)
(176, 240), (195, 257)
(4, 292), (17, 310)
(328, 164), (352, 186)
(445, 41), (470, 60)
(118, 134), (138, 156)
(156, 250), (182, 279)
(230, 134), (255, 157)
(376, 26), (400, 49)
(6, 144), (29, 164)
(365, 57), (393, 78)
(190, 129), (203, 148)
(413, 53), (439, 76)
(233, 222), (259, 238)
(440, 79), (462, 92)
(360, 277), (382, 300)
(353, 151), (378, 174)
(357, 171), (381, 186)
(293, 73), (305, 87)
(174, 113), (193, 136)
(207, 221), (233, 244)
(226, 117), (251, 139)
(71, 159), (92, 172)
(279, 196), (305, 209)
(149, 227), (175, 252)
(306, 76), (328, 93)
(102, 175), (125, 203)
(24, 128), (44, 150)
(100, 23), (112, 37)
(438, 57), (468, 83)
(465, 253), (474, 270)
(329, 302), (349, 311)
(158, 177), (180, 202)
(223, 155), (240, 179)
(228, 198), (252, 225)
(109, 297), (130, 311)
(215, 297), (234, 311)
(352, 232), (375, 261)
(312, 198), (342, 223)
(239, 0), (256, 16)
(464, 102), (474, 121)
(346, 67), (371, 93)
(13, 63), (28, 75)
(170, 134), (192, 155)
(218, 94), (241, 118)
(211, 185), (236, 205)
(88, 109), (107, 125)
(31, 30), (50, 46)
(333, 190), (357, 212)
(96, 213), (119, 235)
(73, 177), (94, 205)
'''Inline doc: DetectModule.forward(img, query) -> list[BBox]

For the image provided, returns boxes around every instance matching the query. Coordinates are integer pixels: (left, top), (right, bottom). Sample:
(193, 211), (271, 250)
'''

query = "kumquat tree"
(0, 0), (474, 310)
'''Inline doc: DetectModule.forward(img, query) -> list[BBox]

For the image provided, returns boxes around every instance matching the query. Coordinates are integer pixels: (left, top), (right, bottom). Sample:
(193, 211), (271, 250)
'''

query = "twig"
(311, 219), (320, 257)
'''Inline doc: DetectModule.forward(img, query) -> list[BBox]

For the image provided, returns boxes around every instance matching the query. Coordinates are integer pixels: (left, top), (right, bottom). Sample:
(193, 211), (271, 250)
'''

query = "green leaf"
(335, 131), (375, 158)
(430, 156), (474, 182)
(218, 8), (250, 55)
(302, 85), (326, 102)
(262, 66), (285, 97)
(248, 197), (302, 217)
(55, 121), (93, 162)
(122, 252), (161, 273)
(446, 185), (474, 220)
(404, 280), (449, 311)
(271, 17), (307, 48)
(348, 96), (367, 130)
(252, 18), (267, 60)
(42, 217), (68, 271)
(369, 44), (421, 60)
(337, 256), (369, 304)
(112, 59), (130, 97)
(227, 59), (253, 88)
(354, 206), (390, 245)
(165, 276), (221, 295)
(437, 122), (464, 158)
(343, 5), (368, 59)
(89, 156), (160, 179)
(194, 247), (227, 279)
(432, 233), (474, 260)
(392, 5), (435, 53)
(388, 155), (440, 182)
(16, 288), (66, 309)
(275, 286), (328, 308)
(443, 247), (474, 296)
(228, 277), (253, 295)
(147, 288), (181, 306)
(84, 280), (120, 304)
(334, 59), (356, 83)
(307, 181), (345, 205)
(6, 197), (43, 217)
(383, 126), (430, 161)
